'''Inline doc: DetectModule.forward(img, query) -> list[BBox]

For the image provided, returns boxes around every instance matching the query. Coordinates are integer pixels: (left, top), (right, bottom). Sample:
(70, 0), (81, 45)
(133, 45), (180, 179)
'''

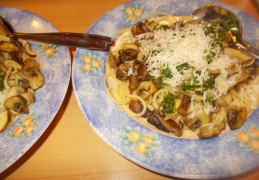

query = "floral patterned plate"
(0, 7), (71, 173)
(72, 0), (259, 179)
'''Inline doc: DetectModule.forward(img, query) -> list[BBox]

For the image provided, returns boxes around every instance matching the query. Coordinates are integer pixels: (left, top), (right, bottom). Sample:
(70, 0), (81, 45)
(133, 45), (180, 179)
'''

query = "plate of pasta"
(0, 7), (71, 173)
(72, 0), (259, 179)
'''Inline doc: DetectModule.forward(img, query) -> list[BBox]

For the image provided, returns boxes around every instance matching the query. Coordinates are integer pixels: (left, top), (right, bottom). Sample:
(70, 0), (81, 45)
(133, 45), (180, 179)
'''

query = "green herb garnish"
(176, 63), (190, 74)
(206, 94), (215, 103)
(162, 93), (175, 114)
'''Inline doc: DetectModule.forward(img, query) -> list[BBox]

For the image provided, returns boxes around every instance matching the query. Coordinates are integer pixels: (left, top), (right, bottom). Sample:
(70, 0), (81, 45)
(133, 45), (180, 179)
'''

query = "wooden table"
(0, 0), (258, 179)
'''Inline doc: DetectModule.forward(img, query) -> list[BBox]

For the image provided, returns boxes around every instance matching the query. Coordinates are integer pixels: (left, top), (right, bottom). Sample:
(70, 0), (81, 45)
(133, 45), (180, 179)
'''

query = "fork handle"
(235, 40), (259, 60)
(11, 32), (113, 51)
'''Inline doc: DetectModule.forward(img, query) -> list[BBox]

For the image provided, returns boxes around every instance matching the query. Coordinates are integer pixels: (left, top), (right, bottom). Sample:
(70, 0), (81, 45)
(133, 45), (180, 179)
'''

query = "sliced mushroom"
(131, 21), (148, 36)
(15, 73), (30, 88)
(23, 58), (40, 70)
(6, 86), (35, 105)
(176, 94), (191, 116)
(0, 41), (20, 53)
(129, 99), (143, 114)
(228, 69), (250, 88)
(147, 115), (170, 133)
(196, 112), (212, 125)
(128, 74), (140, 94)
(136, 51), (145, 62)
(157, 116), (183, 137)
(18, 68), (45, 90)
(6, 86), (26, 99)
(224, 47), (253, 64)
(137, 63), (149, 81)
(184, 112), (212, 131)
(10, 51), (23, 65)
(24, 43), (36, 57)
(144, 20), (158, 31)
(136, 81), (158, 99)
(141, 108), (153, 118)
(227, 107), (247, 130)
(108, 54), (120, 68)
(184, 117), (205, 131)
(123, 43), (139, 51)
(198, 120), (226, 139)
(4, 95), (29, 114)
(21, 88), (35, 105)
(227, 64), (239, 76)
(115, 63), (131, 82)
(119, 43), (139, 61)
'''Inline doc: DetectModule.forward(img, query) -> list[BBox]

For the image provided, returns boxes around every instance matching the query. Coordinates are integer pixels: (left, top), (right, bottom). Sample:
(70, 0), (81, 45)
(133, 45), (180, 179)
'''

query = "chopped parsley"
(206, 94), (215, 103)
(161, 67), (173, 78)
(182, 76), (215, 92)
(176, 63), (190, 74)
(203, 76), (215, 88)
(154, 76), (166, 89)
(182, 83), (199, 92)
(162, 93), (175, 114)
(205, 51), (216, 64)
(152, 67), (173, 89)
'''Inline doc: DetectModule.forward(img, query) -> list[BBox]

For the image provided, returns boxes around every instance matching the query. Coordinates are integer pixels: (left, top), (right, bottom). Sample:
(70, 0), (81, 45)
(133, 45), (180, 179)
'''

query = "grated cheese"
(135, 23), (240, 114)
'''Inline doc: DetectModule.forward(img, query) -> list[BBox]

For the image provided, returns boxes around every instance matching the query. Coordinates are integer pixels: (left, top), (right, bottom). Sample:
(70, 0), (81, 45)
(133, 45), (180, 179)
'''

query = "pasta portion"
(105, 13), (259, 139)
(0, 23), (45, 132)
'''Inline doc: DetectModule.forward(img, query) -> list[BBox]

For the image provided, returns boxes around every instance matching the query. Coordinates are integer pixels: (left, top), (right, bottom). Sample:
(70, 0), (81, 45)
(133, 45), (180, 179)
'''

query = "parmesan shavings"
(135, 23), (238, 114)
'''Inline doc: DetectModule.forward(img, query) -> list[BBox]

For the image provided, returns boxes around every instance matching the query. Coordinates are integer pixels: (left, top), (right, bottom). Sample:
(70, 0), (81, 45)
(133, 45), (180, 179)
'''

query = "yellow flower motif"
(91, 60), (100, 68)
(25, 124), (35, 134)
(121, 126), (159, 157)
(83, 56), (91, 63)
(41, 43), (49, 51)
(249, 140), (259, 150)
(45, 48), (55, 56)
(128, 14), (136, 22)
(236, 132), (249, 143)
(234, 126), (259, 153)
(22, 116), (33, 126)
(82, 64), (91, 71)
(249, 128), (259, 138)
(128, 131), (140, 142)
(12, 126), (23, 137)
(125, 7), (133, 15)
(135, 143), (147, 154)
(142, 135), (153, 146)
(134, 8), (143, 16)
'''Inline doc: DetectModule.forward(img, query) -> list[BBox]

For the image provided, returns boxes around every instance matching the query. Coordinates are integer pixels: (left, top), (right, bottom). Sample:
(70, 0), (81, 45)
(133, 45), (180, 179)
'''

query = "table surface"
(0, 0), (259, 179)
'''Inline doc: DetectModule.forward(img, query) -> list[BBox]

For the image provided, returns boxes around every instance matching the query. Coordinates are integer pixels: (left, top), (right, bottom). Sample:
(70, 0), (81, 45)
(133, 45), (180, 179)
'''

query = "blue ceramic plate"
(72, 0), (259, 179)
(0, 7), (71, 173)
